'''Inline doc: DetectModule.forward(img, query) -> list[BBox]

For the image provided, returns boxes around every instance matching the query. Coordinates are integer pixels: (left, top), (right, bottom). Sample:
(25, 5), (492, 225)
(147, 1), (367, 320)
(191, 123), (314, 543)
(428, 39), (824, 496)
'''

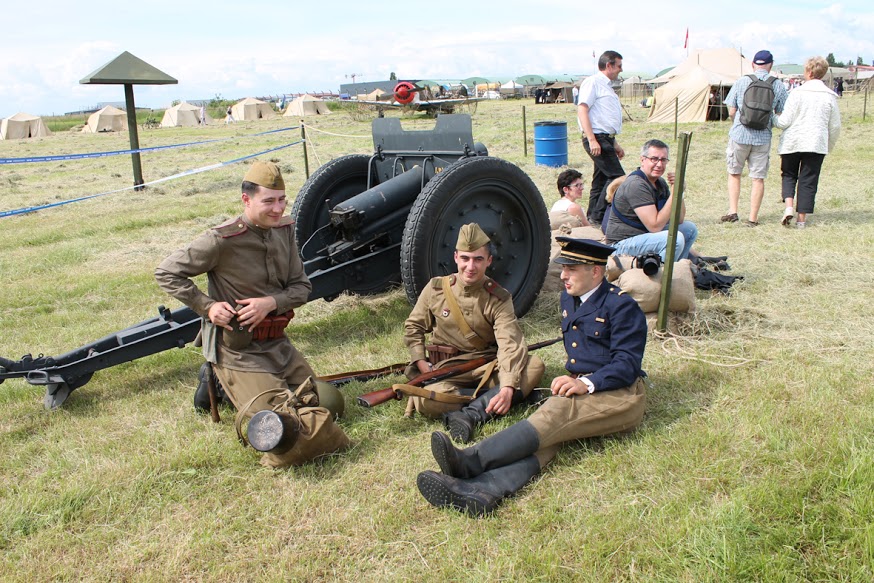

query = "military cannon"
(0, 114), (550, 408)
(295, 113), (549, 315)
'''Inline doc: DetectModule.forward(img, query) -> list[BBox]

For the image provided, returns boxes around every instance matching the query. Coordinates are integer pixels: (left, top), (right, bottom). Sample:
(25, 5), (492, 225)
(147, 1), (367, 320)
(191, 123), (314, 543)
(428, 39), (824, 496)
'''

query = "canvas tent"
(230, 97), (276, 121)
(82, 105), (127, 133)
(161, 101), (212, 127)
(647, 66), (737, 123)
(649, 48), (753, 85)
(284, 94), (331, 117)
(500, 80), (523, 96)
(1, 112), (51, 139)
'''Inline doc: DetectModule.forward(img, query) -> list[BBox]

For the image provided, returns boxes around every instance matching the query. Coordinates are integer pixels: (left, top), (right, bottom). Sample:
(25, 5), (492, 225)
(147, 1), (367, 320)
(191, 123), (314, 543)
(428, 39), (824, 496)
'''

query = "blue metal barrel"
(533, 121), (568, 167)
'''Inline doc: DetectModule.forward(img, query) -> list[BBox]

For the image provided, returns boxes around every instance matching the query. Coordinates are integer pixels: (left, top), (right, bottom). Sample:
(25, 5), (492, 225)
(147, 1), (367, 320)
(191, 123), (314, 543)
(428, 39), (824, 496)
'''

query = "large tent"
(647, 66), (737, 123)
(284, 94), (331, 117)
(0, 112), (51, 139)
(82, 105), (127, 133)
(230, 97), (276, 121)
(161, 101), (213, 127)
(649, 47), (753, 84)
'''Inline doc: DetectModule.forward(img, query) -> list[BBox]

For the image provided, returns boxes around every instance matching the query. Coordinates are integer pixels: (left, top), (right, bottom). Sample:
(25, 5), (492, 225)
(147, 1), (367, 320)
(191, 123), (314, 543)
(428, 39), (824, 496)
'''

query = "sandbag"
(548, 210), (583, 230)
(605, 254), (636, 282)
(616, 259), (696, 313)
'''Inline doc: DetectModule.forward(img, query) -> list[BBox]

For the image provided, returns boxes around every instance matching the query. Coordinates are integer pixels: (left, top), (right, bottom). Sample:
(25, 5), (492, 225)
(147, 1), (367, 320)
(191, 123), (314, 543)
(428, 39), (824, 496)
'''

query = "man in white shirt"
(577, 50), (626, 226)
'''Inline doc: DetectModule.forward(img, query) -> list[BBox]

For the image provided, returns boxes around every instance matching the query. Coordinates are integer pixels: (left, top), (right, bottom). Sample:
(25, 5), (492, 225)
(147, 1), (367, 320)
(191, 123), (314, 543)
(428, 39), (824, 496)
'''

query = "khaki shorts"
(726, 140), (771, 179)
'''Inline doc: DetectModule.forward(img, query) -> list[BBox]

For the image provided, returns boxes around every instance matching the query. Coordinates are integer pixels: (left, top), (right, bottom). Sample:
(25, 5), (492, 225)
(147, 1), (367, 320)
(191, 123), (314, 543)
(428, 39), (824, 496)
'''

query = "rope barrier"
(0, 140), (302, 219)
(303, 125), (370, 139)
(0, 125), (301, 165)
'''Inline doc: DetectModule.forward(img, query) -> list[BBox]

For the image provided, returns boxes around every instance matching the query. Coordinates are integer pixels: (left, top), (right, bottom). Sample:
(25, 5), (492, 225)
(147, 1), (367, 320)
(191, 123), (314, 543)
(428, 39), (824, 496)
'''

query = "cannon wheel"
(400, 156), (550, 317)
(291, 154), (399, 295)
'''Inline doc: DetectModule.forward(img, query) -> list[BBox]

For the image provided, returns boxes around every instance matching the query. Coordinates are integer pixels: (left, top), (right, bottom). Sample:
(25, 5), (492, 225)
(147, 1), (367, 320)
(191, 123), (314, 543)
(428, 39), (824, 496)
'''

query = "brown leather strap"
(441, 277), (488, 351)
(391, 383), (474, 404)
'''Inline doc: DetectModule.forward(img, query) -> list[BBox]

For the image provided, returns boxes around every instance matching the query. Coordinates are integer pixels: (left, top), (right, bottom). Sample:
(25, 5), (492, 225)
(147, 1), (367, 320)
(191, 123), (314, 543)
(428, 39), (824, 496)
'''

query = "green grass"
(1, 96), (872, 581)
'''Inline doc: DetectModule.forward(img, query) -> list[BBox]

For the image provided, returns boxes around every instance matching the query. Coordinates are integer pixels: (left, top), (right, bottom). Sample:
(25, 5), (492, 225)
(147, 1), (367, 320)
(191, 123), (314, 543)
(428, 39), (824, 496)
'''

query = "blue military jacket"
(560, 279), (647, 391)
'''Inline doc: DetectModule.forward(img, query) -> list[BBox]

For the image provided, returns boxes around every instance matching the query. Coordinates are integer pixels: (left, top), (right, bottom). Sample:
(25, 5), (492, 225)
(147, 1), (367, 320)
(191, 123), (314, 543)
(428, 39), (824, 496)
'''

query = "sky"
(2, 0), (872, 117)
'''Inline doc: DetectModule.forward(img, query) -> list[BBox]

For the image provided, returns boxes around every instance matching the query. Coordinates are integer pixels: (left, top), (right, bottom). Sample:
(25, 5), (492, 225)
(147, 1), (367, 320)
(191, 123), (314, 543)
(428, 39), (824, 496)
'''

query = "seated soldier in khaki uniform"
(155, 161), (349, 468)
(417, 237), (648, 516)
(402, 223), (545, 443)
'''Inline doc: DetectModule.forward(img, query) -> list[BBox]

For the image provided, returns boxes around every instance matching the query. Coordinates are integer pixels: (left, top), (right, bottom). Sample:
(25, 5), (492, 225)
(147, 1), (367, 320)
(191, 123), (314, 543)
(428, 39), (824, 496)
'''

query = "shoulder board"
(431, 275), (454, 290)
(276, 216), (295, 229)
(213, 218), (248, 238)
(484, 278), (510, 301)
(608, 285), (626, 296)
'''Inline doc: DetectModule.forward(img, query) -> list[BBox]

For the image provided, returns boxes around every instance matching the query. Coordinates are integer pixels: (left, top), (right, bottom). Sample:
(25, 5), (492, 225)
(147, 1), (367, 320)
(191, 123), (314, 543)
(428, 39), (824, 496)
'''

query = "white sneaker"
(796, 221), (806, 229)
(781, 207), (794, 226)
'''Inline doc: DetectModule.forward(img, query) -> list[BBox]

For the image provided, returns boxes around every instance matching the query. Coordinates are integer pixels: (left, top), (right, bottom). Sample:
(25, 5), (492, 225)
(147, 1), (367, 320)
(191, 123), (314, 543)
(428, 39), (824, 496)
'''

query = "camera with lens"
(635, 253), (662, 276)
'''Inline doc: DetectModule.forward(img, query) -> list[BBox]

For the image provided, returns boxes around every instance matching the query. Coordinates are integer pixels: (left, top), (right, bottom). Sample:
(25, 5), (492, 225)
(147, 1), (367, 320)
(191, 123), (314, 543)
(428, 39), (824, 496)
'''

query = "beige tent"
(358, 88), (386, 101)
(647, 66), (737, 123)
(649, 48), (753, 84)
(82, 105), (127, 133)
(230, 97), (276, 121)
(0, 112), (51, 139)
(284, 94), (331, 117)
(161, 101), (213, 127)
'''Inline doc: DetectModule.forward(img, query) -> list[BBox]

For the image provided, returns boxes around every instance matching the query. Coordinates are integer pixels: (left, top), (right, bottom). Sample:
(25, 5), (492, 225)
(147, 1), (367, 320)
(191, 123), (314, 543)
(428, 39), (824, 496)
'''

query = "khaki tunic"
(155, 213), (311, 374)
(155, 213), (348, 467)
(403, 275), (543, 416)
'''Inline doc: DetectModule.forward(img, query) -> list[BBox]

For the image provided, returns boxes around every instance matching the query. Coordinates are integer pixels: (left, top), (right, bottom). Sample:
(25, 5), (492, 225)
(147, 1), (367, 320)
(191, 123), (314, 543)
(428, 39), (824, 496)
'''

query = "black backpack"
(739, 74), (776, 130)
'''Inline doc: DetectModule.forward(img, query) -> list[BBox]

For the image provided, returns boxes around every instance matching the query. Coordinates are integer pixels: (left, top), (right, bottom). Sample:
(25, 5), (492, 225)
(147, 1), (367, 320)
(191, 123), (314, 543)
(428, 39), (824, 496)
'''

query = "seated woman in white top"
(551, 169), (590, 226)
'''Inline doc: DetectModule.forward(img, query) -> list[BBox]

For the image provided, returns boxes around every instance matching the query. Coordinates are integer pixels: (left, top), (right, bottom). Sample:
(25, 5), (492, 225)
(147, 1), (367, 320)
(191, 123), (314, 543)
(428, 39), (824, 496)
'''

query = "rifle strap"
(391, 383), (474, 404)
(442, 277), (488, 351)
(472, 359), (499, 397)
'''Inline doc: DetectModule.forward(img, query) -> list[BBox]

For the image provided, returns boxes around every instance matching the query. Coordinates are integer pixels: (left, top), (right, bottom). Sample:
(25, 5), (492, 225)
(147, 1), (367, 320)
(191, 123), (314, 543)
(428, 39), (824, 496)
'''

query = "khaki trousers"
(411, 355), (546, 418)
(527, 377), (646, 467)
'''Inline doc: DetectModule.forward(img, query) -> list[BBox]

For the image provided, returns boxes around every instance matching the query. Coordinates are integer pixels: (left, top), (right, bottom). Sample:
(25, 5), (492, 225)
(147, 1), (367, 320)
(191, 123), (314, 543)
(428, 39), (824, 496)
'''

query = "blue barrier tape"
(0, 140), (302, 218)
(0, 125), (301, 165)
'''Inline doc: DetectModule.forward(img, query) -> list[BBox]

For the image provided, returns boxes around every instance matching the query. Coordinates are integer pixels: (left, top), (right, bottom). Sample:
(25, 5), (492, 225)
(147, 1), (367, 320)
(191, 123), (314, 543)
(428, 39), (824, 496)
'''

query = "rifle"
(317, 362), (409, 385)
(356, 337), (562, 408)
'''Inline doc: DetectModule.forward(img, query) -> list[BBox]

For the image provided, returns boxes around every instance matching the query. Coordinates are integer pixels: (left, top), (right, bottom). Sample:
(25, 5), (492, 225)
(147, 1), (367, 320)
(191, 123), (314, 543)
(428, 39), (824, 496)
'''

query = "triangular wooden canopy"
(79, 51), (177, 85)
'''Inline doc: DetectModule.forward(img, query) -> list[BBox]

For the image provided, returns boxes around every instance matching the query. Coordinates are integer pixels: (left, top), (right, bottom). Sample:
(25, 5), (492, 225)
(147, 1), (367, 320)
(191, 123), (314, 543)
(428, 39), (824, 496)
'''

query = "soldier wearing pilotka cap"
(155, 160), (349, 468)
(417, 237), (648, 517)
(402, 222), (545, 443)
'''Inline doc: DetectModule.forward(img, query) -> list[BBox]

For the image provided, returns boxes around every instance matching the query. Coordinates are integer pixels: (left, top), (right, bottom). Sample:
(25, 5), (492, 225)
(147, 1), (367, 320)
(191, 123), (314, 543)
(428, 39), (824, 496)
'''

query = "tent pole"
(674, 97), (679, 140)
(123, 84), (145, 191)
(301, 121), (310, 179)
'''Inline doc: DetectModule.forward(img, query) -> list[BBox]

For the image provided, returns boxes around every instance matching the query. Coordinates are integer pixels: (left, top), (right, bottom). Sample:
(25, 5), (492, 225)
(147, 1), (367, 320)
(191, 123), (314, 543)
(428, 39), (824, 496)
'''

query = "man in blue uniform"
(416, 237), (648, 517)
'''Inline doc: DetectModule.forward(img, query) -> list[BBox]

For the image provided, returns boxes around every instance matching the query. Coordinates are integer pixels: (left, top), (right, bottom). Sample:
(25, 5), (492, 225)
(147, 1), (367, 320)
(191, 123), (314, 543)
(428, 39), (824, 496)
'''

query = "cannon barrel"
(329, 165), (426, 232)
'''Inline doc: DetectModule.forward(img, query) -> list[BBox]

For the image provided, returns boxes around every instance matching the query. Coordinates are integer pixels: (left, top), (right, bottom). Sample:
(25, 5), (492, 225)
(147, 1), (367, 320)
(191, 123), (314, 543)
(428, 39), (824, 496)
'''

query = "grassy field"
(1, 96), (872, 581)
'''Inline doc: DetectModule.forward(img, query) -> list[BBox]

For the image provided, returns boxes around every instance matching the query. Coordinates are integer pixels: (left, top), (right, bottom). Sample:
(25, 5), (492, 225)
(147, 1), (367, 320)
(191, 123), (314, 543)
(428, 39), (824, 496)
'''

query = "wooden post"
(674, 97), (679, 140)
(301, 121), (309, 178)
(123, 84), (144, 190)
(522, 106), (528, 157)
(864, 87), (868, 121)
(656, 131), (693, 333)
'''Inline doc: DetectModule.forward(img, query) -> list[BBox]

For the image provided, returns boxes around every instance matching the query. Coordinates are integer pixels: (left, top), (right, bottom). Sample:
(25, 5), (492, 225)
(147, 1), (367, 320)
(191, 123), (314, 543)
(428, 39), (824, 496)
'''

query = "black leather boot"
(193, 362), (229, 412)
(431, 420), (540, 479)
(417, 455), (541, 517)
(443, 386), (527, 443)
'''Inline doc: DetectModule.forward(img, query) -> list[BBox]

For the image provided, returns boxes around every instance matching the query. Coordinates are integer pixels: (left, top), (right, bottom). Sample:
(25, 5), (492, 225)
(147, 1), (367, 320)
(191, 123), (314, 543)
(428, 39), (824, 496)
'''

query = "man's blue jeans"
(612, 221), (698, 262)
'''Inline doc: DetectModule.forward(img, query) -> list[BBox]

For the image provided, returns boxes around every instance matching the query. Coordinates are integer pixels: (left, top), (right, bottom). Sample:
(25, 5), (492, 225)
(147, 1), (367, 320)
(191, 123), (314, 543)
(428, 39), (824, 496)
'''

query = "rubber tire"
(400, 156), (550, 317)
(291, 155), (400, 296)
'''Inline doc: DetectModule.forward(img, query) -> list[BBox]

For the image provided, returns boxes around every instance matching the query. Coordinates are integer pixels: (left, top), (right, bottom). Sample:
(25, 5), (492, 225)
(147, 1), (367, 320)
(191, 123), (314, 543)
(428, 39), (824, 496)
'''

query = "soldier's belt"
(252, 310), (295, 342)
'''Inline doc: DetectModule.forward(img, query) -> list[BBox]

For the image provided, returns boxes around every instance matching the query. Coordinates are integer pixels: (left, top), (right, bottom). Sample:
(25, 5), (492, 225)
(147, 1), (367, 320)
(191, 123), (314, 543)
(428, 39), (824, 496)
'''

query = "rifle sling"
(442, 277), (489, 351)
(391, 383), (474, 404)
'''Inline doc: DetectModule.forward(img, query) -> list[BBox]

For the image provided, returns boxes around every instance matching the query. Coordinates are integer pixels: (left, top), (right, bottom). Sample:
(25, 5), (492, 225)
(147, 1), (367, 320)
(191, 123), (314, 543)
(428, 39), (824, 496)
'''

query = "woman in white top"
(551, 169), (590, 226)
(773, 56), (841, 228)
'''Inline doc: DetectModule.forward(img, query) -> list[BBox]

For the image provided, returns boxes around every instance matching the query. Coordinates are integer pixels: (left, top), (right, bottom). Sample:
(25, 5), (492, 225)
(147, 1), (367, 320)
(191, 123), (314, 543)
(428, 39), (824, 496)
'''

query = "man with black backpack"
(721, 50), (788, 227)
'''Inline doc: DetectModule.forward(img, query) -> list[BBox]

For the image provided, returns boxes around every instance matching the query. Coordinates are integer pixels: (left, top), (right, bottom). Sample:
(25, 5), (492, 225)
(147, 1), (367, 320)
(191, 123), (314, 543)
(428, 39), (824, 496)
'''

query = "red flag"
(684, 28), (689, 49)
